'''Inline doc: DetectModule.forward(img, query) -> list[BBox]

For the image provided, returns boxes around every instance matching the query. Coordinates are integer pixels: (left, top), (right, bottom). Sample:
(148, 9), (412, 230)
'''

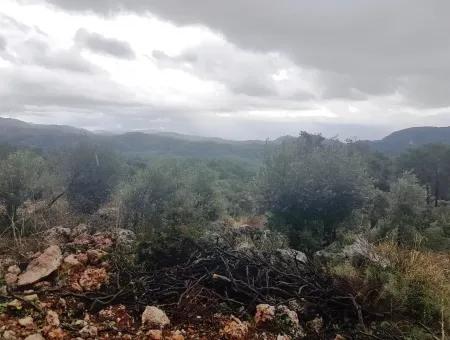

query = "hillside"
(0, 118), (266, 162)
(369, 126), (450, 153)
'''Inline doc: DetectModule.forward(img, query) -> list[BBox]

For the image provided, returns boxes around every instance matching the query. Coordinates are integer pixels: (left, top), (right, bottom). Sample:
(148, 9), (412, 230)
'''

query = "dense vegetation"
(0, 132), (449, 339)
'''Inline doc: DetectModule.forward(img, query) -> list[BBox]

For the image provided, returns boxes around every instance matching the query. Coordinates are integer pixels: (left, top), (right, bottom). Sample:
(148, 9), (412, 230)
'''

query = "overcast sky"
(1, 0), (450, 140)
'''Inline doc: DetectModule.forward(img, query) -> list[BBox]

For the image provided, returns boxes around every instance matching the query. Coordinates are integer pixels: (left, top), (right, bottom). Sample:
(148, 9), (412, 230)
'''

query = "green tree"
(60, 143), (123, 214)
(0, 150), (49, 220)
(260, 132), (372, 250)
(398, 144), (450, 206)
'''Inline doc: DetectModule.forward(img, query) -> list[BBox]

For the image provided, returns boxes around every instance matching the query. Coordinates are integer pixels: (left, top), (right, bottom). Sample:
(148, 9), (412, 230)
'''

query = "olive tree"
(259, 132), (373, 250)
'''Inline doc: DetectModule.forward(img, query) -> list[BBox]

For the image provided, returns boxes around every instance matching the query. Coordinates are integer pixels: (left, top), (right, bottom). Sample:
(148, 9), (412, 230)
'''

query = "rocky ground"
(0, 226), (336, 340)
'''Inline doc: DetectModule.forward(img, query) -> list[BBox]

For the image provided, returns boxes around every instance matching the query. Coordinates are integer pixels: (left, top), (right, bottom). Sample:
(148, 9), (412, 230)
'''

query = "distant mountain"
(2, 118), (450, 158)
(0, 118), (266, 162)
(369, 126), (450, 153)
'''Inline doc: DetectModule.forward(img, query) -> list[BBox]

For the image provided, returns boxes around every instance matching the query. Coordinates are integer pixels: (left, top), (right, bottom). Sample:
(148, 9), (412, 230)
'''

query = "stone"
(7, 299), (22, 310)
(63, 254), (82, 268)
(169, 330), (185, 340)
(276, 248), (307, 264)
(114, 228), (136, 248)
(18, 316), (34, 327)
(335, 335), (346, 340)
(17, 245), (62, 286)
(98, 304), (133, 330)
(306, 316), (323, 335)
(71, 224), (89, 238)
(43, 226), (71, 246)
(220, 316), (249, 340)
(86, 249), (108, 265)
(79, 325), (98, 339)
(276, 305), (299, 328)
(24, 334), (45, 340)
(276, 335), (291, 340)
(2, 330), (17, 340)
(79, 267), (108, 291)
(46, 310), (60, 327)
(5, 265), (21, 286)
(46, 327), (65, 340)
(141, 306), (170, 329)
(255, 304), (276, 327)
(146, 329), (163, 340)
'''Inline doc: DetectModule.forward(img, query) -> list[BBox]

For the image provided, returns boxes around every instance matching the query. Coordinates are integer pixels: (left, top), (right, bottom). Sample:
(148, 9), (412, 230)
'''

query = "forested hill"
(3, 117), (450, 157)
(0, 117), (267, 162)
(368, 126), (450, 153)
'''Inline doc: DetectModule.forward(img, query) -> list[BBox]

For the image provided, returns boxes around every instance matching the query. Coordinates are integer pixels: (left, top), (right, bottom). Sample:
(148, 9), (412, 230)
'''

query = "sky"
(1, 0), (450, 140)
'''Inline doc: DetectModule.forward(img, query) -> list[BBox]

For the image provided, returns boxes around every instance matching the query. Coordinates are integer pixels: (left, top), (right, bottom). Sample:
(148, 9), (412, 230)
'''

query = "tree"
(0, 150), (49, 220)
(398, 144), (450, 207)
(60, 143), (123, 214)
(260, 132), (373, 250)
(118, 160), (224, 234)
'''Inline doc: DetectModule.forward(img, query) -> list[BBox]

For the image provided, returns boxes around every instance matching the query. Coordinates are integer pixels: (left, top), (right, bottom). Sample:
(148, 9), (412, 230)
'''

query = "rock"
(71, 224), (89, 238)
(276, 335), (291, 340)
(79, 325), (98, 338)
(2, 330), (17, 340)
(146, 329), (163, 339)
(114, 228), (136, 248)
(23, 294), (39, 302)
(46, 327), (65, 340)
(220, 316), (249, 340)
(43, 226), (71, 246)
(335, 335), (346, 340)
(92, 233), (114, 249)
(86, 249), (108, 265)
(18, 316), (34, 327)
(46, 310), (60, 327)
(141, 306), (170, 329)
(63, 254), (82, 268)
(17, 245), (62, 286)
(7, 299), (23, 310)
(24, 334), (45, 340)
(98, 305), (133, 330)
(5, 265), (21, 286)
(276, 248), (307, 264)
(255, 304), (276, 327)
(276, 305), (299, 328)
(169, 330), (185, 340)
(306, 316), (323, 335)
(342, 237), (390, 268)
(79, 267), (108, 291)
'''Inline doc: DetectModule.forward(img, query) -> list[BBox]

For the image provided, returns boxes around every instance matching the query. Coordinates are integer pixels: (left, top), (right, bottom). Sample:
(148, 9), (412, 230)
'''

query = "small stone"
(47, 327), (65, 340)
(276, 335), (291, 340)
(141, 306), (170, 329)
(86, 249), (108, 265)
(255, 304), (275, 327)
(5, 265), (21, 286)
(23, 294), (39, 302)
(307, 316), (323, 334)
(169, 330), (185, 340)
(146, 329), (163, 340)
(335, 335), (346, 340)
(79, 267), (108, 291)
(18, 316), (34, 327)
(79, 325), (98, 338)
(7, 299), (22, 310)
(63, 254), (82, 268)
(2, 330), (17, 340)
(24, 334), (45, 340)
(46, 310), (60, 327)
(276, 305), (299, 327)
(220, 316), (249, 340)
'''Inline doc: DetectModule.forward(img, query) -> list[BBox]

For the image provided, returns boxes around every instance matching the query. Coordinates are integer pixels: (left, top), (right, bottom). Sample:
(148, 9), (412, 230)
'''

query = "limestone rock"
(255, 304), (276, 327)
(220, 316), (249, 340)
(46, 310), (60, 327)
(17, 245), (62, 286)
(79, 325), (98, 338)
(146, 329), (163, 339)
(24, 334), (45, 340)
(79, 267), (108, 291)
(18, 316), (34, 328)
(141, 306), (170, 329)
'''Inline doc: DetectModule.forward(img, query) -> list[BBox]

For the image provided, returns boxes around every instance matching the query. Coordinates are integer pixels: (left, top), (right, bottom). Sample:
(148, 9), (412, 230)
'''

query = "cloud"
(75, 28), (135, 59)
(41, 0), (450, 108)
(0, 35), (6, 51)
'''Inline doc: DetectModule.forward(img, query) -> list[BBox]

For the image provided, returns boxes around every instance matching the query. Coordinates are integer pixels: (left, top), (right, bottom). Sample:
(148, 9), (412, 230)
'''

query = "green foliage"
(398, 143), (450, 206)
(260, 132), (373, 250)
(0, 150), (50, 219)
(118, 160), (224, 234)
(59, 143), (123, 214)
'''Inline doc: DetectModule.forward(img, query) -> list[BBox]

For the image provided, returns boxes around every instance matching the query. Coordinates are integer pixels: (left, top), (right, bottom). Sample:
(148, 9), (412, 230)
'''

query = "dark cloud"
(74, 28), (135, 59)
(43, 0), (450, 107)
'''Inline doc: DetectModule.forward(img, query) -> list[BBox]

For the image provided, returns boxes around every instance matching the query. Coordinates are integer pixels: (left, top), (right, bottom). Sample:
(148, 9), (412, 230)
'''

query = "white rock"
(141, 306), (170, 329)
(17, 245), (62, 286)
